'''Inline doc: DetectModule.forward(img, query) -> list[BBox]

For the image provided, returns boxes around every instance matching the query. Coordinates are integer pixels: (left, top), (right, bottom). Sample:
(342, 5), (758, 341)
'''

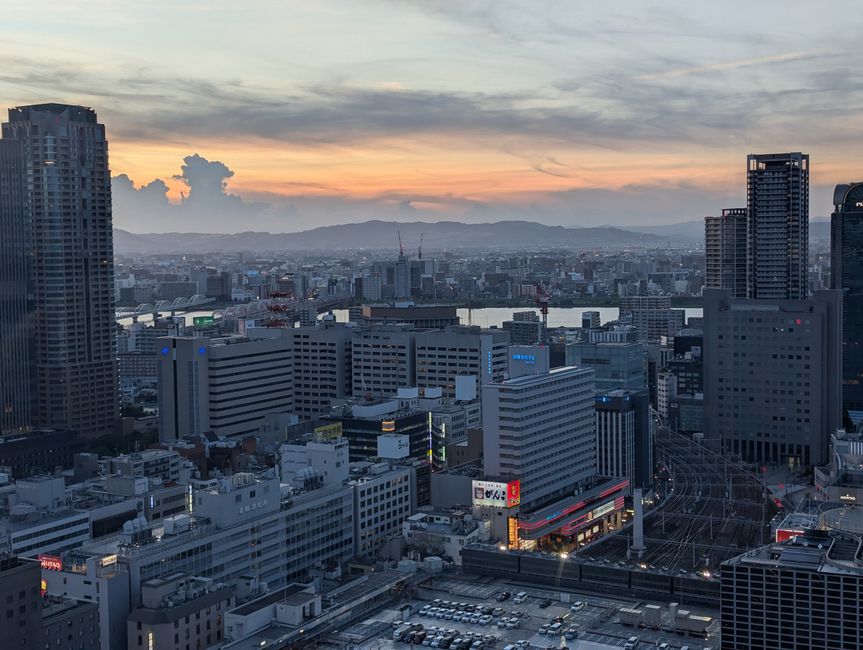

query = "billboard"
(38, 554), (62, 571)
(313, 422), (343, 440)
(193, 315), (215, 328)
(472, 479), (521, 508)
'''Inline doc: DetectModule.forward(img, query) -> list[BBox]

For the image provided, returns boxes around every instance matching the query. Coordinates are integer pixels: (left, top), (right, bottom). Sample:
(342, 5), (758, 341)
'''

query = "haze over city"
(3, 1), (860, 232)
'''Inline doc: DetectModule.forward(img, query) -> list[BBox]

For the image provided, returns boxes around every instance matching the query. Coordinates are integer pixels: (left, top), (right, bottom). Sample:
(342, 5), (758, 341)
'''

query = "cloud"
(636, 50), (826, 80)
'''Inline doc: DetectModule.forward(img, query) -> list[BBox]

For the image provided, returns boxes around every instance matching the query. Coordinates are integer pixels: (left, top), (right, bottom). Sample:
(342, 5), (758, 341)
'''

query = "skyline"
(4, 1), (863, 232)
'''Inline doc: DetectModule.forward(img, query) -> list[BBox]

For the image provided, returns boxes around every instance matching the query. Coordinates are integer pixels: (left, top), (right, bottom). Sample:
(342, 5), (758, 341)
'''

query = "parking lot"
(349, 576), (718, 650)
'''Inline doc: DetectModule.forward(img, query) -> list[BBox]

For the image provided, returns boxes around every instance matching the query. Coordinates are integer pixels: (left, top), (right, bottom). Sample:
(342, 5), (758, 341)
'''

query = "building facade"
(831, 183), (863, 425)
(158, 333), (293, 440)
(721, 530), (863, 650)
(705, 208), (748, 298)
(0, 139), (31, 433)
(746, 152), (809, 300)
(483, 366), (596, 509)
(415, 326), (510, 399)
(595, 389), (653, 491)
(619, 295), (684, 341)
(288, 323), (352, 419)
(3, 104), (118, 435)
(351, 325), (416, 399)
(703, 288), (842, 467)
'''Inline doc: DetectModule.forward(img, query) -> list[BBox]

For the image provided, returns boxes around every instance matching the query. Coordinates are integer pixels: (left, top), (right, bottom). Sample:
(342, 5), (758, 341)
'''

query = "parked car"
(538, 598), (552, 609)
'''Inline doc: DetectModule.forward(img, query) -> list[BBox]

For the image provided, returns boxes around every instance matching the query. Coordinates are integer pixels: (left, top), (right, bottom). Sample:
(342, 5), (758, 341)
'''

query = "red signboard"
(507, 480), (521, 508)
(776, 529), (804, 543)
(38, 554), (62, 571)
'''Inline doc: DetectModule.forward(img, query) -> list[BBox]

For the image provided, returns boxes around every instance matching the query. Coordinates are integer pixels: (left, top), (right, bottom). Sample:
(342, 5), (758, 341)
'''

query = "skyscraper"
(705, 207), (747, 297)
(0, 140), (31, 432)
(831, 183), (863, 425)
(746, 152), (809, 299)
(2, 104), (118, 434)
(703, 288), (842, 467)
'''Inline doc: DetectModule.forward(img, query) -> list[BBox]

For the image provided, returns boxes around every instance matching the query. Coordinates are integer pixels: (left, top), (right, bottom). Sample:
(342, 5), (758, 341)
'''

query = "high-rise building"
(746, 152), (809, 300)
(619, 295), (684, 341)
(565, 330), (646, 393)
(831, 183), (863, 425)
(0, 139), (31, 432)
(595, 389), (653, 491)
(703, 288), (842, 466)
(721, 529), (863, 650)
(157, 332), (293, 440)
(3, 104), (118, 434)
(351, 325), (416, 399)
(288, 321), (352, 419)
(483, 366), (596, 509)
(705, 208), (747, 297)
(415, 326), (510, 399)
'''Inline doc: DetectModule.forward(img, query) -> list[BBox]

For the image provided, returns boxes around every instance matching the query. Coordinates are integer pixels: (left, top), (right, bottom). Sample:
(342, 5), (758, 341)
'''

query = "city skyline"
(3, 1), (862, 232)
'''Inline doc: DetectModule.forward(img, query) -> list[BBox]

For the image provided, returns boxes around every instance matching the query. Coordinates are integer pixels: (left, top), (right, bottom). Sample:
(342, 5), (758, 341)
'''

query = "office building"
(349, 461), (412, 557)
(746, 152), (809, 300)
(395, 253), (411, 298)
(127, 574), (234, 650)
(415, 326), (510, 399)
(831, 183), (863, 424)
(483, 366), (596, 508)
(703, 288), (842, 466)
(357, 303), (459, 329)
(0, 140), (31, 432)
(42, 597), (101, 650)
(288, 322), (352, 419)
(656, 369), (676, 420)
(0, 557), (42, 648)
(565, 332), (646, 393)
(619, 295), (684, 341)
(502, 311), (545, 345)
(325, 400), (432, 463)
(814, 427), (863, 502)
(351, 325), (416, 399)
(157, 332), (293, 440)
(705, 208), (748, 297)
(582, 311), (601, 330)
(595, 389), (653, 491)
(3, 104), (118, 434)
(721, 529), (863, 650)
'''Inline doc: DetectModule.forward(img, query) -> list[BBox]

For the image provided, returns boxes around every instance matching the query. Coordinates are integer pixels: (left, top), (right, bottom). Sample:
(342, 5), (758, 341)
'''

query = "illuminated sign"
(99, 554), (118, 567)
(841, 494), (857, 502)
(193, 316), (215, 328)
(507, 516), (519, 549)
(38, 554), (62, 572)
(587, 500), (615, 521)
(381, 420), (396, 433)
(856, 202), (863, 207)
(314, 422), (343, 440)
(40, 579), (47, 596)
(472, 479), (521, 508)
(511, 353), (536, 364)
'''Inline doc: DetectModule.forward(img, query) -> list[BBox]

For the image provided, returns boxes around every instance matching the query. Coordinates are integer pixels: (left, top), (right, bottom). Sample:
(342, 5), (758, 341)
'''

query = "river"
(119, 306), (704, 330)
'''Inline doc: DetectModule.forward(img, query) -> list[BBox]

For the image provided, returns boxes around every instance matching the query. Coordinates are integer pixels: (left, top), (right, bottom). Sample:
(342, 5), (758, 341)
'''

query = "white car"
(570, 601), (585, 612)
(513, 591), (528, 604)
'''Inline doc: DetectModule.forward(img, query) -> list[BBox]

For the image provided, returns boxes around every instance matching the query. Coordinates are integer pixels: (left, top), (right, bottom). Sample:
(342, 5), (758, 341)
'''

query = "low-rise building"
(403, 509), (485, 564)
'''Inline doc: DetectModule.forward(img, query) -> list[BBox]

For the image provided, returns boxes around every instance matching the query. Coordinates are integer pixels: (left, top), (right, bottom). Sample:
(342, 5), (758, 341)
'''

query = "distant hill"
(628, 217), (831, 243)
(113, 220), (666, 253)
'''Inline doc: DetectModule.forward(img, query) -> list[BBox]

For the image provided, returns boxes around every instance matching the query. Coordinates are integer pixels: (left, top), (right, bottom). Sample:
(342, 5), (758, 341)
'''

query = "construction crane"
(534, 282), (550, 343)
(418, 233), (424, 260)
(397, 230), (404, 257)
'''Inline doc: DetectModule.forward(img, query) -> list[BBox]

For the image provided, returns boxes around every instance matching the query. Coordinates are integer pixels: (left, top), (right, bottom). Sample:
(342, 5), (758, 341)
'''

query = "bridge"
(115, 294), (216, 321)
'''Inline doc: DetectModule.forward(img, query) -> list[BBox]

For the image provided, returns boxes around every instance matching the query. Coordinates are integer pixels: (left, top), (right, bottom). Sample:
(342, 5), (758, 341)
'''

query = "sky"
(2, 1), (861, 233)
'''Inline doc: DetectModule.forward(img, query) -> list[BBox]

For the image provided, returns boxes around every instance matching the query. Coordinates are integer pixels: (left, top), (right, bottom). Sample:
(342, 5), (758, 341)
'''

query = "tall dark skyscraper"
(705, 207), (747, 298)
(831, 183), (863, 425)
(2, 104), (118, 435)
(746, 152), (809, 300)
(0, 139), (32, 432)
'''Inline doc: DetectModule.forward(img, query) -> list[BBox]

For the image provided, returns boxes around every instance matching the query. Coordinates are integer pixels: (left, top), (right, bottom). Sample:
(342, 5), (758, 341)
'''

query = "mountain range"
(113, 218), (832, 254)
(113, 220), (667, 253)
